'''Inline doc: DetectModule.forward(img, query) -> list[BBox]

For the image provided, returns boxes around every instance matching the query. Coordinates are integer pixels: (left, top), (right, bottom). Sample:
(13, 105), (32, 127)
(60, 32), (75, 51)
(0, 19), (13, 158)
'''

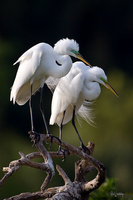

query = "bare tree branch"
(56, 165), (72, 185)
(29, 131), (55, 191)
(1, 132), (106, 200)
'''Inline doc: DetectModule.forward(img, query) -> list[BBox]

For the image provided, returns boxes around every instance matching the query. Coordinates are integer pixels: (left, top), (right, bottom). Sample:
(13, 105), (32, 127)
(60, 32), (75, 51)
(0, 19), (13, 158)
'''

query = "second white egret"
(49, 61), (119, 152)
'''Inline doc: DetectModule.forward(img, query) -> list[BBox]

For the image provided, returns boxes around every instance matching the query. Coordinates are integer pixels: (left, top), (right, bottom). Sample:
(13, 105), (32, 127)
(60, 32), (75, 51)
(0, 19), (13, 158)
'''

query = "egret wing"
(10, 50), (42, 105)
(50, 65), (85, 125)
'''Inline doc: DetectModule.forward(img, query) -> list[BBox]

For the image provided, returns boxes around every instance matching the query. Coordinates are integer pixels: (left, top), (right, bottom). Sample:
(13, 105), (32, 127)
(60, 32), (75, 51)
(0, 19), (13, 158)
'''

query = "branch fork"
(1, 132), (106, 200)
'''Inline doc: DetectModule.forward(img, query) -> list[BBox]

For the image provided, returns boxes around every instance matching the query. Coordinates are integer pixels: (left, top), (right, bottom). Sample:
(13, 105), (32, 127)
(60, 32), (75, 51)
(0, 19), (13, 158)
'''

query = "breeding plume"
(10, 38), (91, 136)
(49, 61), (119, 151)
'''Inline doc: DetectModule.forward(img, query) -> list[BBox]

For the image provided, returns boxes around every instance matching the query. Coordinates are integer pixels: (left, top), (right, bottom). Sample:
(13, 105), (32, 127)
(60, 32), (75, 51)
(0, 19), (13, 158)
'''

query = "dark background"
(0, 0), (133, 198)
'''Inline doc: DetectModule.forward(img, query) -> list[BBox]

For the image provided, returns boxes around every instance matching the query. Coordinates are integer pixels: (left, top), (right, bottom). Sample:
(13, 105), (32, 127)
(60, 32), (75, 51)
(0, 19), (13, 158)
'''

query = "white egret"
(10, 38), (91, 139)
(49, 61), (119, 152)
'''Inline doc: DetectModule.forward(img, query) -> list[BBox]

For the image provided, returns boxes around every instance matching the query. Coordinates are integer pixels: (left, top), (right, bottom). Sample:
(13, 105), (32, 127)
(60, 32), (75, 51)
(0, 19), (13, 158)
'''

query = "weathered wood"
(1, 133), (106, 200)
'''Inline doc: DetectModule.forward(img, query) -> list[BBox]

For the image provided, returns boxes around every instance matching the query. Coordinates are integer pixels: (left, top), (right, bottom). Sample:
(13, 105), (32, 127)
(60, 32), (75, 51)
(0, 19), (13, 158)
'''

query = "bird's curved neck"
(83, 81), (101, 101)
(51, 54), (72, 78)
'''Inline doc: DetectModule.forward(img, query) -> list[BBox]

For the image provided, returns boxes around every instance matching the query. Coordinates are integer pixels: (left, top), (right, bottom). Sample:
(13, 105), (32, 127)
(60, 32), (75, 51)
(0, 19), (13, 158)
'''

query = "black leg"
(40, 87), (50, 135)
(72, 105), (83, 146)
(58, 110), (70, 160)
(72, 105), (90, 154)
(29, 84), (40, 144)
(39, 86), (61, 148)
(29, 84), (35, 132)
(59, 110), (66, 141)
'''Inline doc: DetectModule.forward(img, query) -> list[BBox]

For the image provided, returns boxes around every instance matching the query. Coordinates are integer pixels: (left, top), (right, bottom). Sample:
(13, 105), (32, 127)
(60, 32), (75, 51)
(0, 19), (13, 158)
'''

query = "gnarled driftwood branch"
(1, 132), (106, 200)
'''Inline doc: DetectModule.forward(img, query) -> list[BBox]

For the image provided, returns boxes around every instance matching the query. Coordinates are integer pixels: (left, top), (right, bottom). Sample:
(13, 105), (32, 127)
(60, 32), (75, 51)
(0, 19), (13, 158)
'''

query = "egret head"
(54, 38), (79, 55)
(90, 67), (119, 98)
(54, 38), (92, 67)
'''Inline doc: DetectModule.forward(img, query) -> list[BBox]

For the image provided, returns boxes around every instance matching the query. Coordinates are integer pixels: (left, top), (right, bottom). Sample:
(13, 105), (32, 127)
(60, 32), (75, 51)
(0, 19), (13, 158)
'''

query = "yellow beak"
(77, 53), (92, 67)
(105, 82), (119, 98)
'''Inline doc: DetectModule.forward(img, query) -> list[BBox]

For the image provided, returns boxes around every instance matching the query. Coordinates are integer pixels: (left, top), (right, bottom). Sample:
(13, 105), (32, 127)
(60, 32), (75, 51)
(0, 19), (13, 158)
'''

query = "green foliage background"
(0, 0), (133, 199)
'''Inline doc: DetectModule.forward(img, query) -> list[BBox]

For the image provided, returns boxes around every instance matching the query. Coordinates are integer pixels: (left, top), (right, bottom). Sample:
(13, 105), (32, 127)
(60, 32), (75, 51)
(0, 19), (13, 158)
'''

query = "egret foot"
(79, 143), (90, 155)
(57, 146), (70, 161)
(46, 133), (61, 149)
(28, 131), (40, 145)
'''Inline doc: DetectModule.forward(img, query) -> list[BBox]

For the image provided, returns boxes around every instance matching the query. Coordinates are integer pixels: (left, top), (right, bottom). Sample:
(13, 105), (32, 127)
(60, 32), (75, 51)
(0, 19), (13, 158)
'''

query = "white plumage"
(49, 61), (119, 150)
(10, 38), (91, 134)
(50, 62), (109, 126)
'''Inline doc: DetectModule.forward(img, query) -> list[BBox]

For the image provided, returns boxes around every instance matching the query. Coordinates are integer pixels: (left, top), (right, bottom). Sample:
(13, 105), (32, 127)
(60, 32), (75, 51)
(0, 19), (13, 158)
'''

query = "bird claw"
(47, 133), (61, 149)
(28, 131), (40, 145)
(79, 143), (90, 154)
(57, 146), (70, 161)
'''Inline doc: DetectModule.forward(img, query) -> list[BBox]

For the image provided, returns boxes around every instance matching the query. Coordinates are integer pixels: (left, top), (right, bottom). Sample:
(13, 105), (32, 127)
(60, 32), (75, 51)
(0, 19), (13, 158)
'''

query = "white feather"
(76, 101), (96, 127)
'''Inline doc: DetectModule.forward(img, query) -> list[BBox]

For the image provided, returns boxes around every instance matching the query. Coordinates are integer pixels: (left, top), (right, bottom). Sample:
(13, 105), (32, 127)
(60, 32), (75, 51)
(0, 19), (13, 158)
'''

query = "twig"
(56, 165), (72, 185)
